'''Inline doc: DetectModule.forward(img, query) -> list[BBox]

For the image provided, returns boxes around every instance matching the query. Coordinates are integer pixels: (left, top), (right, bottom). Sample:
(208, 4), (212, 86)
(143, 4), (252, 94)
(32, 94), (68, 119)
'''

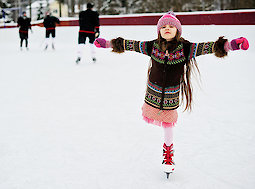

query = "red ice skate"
(162, 143), (175, 179)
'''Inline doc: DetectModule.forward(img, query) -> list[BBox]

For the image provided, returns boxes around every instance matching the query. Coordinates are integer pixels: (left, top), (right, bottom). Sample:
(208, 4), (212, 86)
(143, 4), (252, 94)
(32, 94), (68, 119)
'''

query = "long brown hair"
(147, 30), (199, 111)
(180, 55), (200, 111)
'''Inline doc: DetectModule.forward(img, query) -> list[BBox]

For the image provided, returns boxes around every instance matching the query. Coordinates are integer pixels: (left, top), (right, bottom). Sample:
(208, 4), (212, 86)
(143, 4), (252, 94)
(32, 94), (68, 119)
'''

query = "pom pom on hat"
(157, 11), (182, 36)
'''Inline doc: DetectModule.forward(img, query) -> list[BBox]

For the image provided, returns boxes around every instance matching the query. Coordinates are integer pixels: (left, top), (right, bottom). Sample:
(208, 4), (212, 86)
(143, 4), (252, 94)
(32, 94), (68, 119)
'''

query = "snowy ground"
(0, 25), (255, 189)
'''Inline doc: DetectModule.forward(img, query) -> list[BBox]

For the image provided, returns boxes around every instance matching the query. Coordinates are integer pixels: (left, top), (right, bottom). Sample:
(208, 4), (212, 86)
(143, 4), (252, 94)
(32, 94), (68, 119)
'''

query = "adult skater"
(17, 11), (31, 50)
(76, 2), (100, 64)
(43, 12), (60, 50)
(93, 11), (249, 178)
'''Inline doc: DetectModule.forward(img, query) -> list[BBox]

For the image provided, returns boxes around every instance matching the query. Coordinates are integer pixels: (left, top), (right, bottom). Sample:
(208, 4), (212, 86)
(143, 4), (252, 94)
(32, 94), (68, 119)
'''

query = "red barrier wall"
(179, 12), (255, 25)
(98, 11), (255, 25)
(1, 10), (255, 29)
(59, 10), (255, 26)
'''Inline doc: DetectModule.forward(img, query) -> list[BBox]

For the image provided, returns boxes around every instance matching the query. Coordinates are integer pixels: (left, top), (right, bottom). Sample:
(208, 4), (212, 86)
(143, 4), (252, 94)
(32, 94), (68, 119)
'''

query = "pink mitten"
(224, 37), (249, 51)
(94, 38), (111, 48)
(240, 37), (249, 50)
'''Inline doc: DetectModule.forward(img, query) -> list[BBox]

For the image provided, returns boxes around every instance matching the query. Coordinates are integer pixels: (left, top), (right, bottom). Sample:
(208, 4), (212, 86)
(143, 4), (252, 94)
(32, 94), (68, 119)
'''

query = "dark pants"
(78, 32), (95, 44)
(46, 29), (56, 38)
(19, 32), (28, 47)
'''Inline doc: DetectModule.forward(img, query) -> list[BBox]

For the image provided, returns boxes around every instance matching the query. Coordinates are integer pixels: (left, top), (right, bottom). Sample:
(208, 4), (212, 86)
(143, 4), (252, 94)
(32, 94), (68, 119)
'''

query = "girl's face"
(160, 25), (177, 41)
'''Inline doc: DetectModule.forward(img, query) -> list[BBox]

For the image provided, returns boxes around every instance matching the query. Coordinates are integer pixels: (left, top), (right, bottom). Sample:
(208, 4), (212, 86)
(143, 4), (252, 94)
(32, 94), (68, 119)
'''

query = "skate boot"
(162, 143), (175, 179)
(92, 57), (96, 63)
(76, 57), (81, 64)
(44, 45), (48, 50)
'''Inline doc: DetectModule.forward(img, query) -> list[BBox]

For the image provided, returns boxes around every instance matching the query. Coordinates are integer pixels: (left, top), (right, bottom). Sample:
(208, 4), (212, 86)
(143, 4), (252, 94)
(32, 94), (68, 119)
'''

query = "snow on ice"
(0, 24), (255, 189)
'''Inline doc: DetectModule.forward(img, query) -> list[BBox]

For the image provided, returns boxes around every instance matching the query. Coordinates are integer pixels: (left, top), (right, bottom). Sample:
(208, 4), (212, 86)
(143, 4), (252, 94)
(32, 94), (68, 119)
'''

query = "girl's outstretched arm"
(94, 37), (155, 56)
(187, 37), (249, 60)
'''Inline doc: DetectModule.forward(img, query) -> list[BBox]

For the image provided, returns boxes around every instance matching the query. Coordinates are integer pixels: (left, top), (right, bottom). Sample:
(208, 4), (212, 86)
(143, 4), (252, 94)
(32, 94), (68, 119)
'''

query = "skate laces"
(162, 143), (174, 165)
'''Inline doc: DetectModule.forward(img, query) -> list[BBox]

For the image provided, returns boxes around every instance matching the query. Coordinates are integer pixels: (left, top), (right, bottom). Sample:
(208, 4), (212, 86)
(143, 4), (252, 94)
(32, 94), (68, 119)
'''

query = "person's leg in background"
(88, 33), (96, 62)
(76, 32), (86, 64)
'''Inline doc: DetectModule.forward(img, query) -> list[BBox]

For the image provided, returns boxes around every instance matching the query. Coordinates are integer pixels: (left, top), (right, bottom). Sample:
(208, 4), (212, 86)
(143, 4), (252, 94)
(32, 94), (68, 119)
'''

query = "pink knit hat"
(157, 11), (182, 36)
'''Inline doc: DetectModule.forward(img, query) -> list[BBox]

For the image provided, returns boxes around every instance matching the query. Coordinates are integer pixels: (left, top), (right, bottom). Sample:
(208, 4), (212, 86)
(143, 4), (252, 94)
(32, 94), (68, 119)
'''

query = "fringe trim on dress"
(142, 115), (177, 128)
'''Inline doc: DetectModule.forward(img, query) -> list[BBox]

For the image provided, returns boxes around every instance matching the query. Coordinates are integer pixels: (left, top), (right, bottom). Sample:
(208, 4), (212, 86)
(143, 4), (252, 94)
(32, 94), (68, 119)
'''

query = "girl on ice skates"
(93, 11), (249, 178)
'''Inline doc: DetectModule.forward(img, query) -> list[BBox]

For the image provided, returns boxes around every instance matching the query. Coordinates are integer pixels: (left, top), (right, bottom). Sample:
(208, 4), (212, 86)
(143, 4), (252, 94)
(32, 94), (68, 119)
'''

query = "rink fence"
(1, 10), (255, 29)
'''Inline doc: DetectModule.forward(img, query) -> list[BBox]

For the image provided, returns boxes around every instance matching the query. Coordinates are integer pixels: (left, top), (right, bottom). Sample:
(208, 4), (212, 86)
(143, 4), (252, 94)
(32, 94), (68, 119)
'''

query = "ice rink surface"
(0, 25), (255, 189)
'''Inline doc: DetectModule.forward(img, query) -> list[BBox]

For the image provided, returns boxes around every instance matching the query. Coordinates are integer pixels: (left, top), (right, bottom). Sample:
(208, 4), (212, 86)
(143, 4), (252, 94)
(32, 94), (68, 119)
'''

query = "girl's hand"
(224, 37), (249, 51)
(94, 38), (111, 48)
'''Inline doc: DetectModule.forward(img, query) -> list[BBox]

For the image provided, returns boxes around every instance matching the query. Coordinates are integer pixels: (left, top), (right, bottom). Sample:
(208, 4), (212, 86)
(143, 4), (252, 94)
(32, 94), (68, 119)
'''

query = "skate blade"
(76, 58), (81, 64)
(165, 172), (172, 179)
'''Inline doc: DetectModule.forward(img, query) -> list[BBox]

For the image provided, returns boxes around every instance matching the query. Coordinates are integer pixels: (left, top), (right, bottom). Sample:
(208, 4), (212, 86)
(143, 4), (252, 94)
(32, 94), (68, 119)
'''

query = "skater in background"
(76, 2), (100, 64)
(93, 11), (249, 178)
(17, 11), (31, 50)
(43, 11), (60, 50)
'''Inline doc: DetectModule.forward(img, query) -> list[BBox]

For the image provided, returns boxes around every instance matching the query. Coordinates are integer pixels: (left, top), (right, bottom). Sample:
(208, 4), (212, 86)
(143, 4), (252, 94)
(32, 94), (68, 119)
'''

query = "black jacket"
(79, 9), (100, 32)
(43, 15), (60, 29)
(17, 16), (31, 31)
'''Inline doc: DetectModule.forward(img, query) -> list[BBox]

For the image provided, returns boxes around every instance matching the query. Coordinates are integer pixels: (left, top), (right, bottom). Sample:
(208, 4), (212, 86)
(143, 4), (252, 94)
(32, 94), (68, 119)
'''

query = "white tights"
(45, 37), (55, 46)
(89, 43), (96, 58)
(77, 44), (85, 58)
(77, 43), (96, 58)
(163, 127), (173, 146)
